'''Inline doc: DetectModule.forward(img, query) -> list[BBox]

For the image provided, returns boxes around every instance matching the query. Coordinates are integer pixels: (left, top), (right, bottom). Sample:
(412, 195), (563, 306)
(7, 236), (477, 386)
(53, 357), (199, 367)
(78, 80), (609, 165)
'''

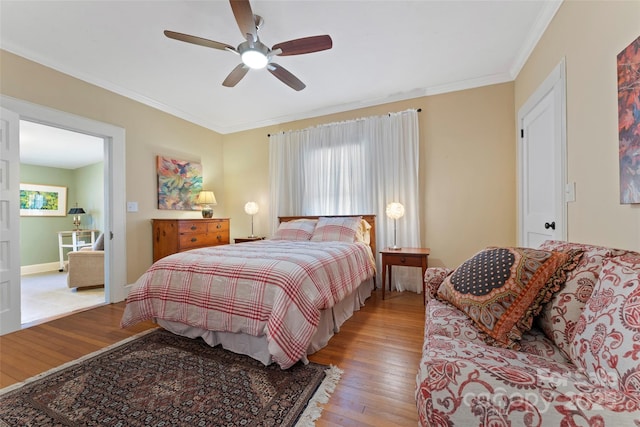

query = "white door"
(518, 59), (567, 248)
(0, 107), (21, 334)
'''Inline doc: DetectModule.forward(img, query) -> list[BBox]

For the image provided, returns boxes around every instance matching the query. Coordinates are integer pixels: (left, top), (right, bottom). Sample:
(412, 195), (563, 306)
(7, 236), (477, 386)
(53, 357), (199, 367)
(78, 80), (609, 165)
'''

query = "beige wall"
(223, 82), (516, 267)
(515, 0), (640, 250)
(3, 49), (516, 283)
(1, 50), (224, 282)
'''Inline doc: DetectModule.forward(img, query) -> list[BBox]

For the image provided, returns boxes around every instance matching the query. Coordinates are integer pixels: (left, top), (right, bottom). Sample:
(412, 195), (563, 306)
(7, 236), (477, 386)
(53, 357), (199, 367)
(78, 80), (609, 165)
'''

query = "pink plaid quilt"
(121, 240), (375, 368)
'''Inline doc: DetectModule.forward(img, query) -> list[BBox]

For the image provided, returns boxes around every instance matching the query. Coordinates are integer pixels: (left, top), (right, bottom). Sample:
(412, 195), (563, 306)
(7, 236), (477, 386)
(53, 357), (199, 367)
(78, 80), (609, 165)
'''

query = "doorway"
(517, 59), (568, 248)
(1, 95), (128, 335)
(19, 120), (106, 325)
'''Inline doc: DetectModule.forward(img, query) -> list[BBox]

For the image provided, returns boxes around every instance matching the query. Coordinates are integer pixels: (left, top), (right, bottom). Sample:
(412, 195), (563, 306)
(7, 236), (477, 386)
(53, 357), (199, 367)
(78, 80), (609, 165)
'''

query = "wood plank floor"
(0, 289), (425, 426)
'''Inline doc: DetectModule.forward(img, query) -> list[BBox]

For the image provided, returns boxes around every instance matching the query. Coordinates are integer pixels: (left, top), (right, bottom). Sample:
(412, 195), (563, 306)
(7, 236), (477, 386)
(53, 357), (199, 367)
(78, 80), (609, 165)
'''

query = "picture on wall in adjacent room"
(618, 34), (640, 204)
(157, 156), (203, 210)
(19, 183), (67, 216)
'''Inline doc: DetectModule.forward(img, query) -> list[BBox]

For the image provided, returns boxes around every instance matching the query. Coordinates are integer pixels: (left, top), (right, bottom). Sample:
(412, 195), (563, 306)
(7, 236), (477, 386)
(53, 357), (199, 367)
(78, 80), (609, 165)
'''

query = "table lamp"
(244, 201), (259, 237)
(386, 202), (405, 250)
(197, 191), (217, 218)
(68, 203), (86, 230)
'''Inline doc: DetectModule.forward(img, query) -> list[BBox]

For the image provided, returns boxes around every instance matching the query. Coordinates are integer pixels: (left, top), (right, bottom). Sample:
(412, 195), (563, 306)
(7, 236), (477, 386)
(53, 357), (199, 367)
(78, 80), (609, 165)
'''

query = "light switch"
(565, 182), (576, 202)
(127, 201), (138, 212)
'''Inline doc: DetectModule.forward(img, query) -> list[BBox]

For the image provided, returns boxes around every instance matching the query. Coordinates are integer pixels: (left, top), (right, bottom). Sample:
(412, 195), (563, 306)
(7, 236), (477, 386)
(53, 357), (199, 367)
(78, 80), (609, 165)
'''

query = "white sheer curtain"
(269, 109), (421, 292)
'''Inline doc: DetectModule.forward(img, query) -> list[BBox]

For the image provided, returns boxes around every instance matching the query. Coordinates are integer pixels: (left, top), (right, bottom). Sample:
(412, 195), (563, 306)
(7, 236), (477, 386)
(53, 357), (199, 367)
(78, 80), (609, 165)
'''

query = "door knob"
(544, 221), (556, 230)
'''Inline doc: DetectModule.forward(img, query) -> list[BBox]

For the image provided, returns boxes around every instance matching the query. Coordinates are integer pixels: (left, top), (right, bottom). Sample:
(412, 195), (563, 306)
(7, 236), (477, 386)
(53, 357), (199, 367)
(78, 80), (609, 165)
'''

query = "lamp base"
(201, 206), (213, 218)
(389, 245), (402, 251)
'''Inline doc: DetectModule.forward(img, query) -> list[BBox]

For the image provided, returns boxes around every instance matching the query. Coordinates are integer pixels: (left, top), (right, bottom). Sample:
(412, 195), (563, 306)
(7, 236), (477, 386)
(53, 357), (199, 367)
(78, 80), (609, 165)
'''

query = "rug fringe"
(0, 327), (159, 396)
(295, 364), (343, 426)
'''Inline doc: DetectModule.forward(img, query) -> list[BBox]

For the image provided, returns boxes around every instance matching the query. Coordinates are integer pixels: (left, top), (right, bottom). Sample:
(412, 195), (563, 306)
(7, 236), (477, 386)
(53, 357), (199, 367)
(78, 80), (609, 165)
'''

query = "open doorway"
(1, 95), (128, 336)
(19, 120), (106, 326)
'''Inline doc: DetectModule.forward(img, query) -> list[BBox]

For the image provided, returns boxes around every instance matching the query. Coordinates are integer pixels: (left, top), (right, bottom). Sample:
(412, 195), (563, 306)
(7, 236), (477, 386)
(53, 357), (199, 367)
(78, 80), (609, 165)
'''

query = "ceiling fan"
(164, 0), (333, 91)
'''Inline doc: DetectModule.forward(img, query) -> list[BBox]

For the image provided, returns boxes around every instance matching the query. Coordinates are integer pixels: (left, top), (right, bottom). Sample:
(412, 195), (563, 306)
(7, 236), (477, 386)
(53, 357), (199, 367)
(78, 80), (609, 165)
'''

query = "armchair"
(67, 246), (104, 289)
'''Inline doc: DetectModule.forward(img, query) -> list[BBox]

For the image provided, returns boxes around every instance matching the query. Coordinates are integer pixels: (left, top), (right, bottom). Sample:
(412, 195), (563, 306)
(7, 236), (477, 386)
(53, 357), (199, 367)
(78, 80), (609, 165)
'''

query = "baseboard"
(21, 262), (61, 276)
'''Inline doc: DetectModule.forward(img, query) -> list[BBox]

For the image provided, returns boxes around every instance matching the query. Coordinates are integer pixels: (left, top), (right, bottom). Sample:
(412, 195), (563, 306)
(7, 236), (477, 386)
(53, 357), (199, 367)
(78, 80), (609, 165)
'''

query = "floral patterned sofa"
(416, 241), (640, 426)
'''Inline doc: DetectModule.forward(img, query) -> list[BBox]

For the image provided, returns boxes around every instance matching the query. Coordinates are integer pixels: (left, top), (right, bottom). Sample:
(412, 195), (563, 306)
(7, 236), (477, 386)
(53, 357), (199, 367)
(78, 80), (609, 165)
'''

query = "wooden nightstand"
(380, 247), (430, 304)
(234, 237), (265, 244)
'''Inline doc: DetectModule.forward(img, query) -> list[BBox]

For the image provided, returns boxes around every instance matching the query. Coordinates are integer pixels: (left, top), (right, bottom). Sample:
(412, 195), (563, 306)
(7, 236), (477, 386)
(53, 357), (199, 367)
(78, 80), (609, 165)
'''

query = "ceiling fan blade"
(268, 63), (306, 91)
(164, 30), (236, 52)
(222, 64), (249, 87)
(230, 0), (258, 42)
(272, 35), (333, 56)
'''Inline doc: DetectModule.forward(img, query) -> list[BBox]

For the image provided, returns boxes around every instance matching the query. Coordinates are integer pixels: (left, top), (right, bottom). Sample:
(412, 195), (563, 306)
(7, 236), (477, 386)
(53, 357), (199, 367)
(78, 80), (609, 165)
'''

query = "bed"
(121, 215), (377, 369)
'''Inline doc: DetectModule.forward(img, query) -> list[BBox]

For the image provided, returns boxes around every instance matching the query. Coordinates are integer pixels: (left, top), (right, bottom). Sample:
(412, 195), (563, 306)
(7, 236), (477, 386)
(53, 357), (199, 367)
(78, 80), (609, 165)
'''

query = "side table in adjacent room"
(380, 247), (431, 304)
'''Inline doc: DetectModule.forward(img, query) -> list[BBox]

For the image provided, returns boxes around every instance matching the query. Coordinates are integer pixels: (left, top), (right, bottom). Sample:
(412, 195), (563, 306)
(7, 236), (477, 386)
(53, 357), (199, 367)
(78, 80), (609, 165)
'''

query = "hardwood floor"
(0, 289), (425, 426)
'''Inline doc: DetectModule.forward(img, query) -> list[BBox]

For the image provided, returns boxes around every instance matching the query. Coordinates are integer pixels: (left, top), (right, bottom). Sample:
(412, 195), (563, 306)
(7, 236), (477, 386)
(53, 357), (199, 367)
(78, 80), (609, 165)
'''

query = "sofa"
(416, 241), (640, 426)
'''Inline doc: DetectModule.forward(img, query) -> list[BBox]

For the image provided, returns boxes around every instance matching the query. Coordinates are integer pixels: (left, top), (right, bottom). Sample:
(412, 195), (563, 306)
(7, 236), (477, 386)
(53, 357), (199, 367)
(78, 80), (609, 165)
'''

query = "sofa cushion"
(537, 240), (630, 361)
(93, 232), (105, 251)
(427, 298), (568, 363)
(416, 334), (640, 426)
(572, 255), (640, 394)
(437, 247), (581, 348)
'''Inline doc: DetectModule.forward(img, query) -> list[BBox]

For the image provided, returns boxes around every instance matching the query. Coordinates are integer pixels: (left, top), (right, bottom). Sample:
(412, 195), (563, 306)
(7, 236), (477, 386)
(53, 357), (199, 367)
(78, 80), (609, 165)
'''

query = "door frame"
(517, 58), (568, 246)
(1, 95), (128, 307)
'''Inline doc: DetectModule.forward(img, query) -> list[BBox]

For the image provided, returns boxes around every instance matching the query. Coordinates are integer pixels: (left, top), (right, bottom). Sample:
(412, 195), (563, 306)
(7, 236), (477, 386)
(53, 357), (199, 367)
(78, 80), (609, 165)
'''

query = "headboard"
(278, 214), (377, 256)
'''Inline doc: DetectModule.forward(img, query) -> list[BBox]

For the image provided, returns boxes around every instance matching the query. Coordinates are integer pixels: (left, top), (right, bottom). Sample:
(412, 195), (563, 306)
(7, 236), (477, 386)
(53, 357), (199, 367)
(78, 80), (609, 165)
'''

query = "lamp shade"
(197, 191), (217, 205)
(244, 201), (259, 215)
(385, 202), (405, 220)
(68, 207), (86, 215)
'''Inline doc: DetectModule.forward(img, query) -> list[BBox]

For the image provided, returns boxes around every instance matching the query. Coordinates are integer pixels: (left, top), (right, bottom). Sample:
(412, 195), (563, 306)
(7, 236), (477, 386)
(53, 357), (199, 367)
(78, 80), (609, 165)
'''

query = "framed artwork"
(157, 156), (203, 210)
(19, 183), (67, 216)
(618, 35), (640, 204)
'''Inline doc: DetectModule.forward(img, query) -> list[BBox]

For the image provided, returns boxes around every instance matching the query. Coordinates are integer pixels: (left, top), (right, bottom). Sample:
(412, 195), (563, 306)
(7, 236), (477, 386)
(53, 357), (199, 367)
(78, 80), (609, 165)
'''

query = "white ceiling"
(19, 120), (104, 169)
(1, 0), (562, 138)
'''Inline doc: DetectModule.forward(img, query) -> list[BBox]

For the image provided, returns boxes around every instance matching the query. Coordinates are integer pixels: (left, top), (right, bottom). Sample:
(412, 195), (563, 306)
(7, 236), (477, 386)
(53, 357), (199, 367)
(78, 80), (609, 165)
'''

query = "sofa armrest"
(424, 267), (452, 301)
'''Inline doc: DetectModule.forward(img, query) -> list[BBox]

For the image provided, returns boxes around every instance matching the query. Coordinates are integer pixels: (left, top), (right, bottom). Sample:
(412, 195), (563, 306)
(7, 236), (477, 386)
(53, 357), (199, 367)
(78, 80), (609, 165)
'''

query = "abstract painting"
(618, 35), (640, 203)
(157, 156), (203, 210)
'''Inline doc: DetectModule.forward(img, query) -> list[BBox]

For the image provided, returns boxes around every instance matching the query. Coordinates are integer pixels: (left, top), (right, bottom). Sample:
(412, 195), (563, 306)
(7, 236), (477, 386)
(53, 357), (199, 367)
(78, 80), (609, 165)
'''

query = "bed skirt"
(156, 277), (374, 366)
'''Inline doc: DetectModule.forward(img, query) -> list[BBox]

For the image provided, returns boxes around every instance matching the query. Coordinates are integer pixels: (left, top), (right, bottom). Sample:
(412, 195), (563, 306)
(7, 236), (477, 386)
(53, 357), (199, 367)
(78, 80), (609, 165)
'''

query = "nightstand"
(380, 247), (430, 304)
(234, 237), (265, 244)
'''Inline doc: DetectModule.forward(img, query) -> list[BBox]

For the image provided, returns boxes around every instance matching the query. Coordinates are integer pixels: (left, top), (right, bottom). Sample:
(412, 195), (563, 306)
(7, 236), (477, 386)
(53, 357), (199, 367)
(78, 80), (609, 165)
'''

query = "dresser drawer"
(179, 221), (208, 234)
(382, 253), (424, 268)
(179, 233), (219, 249)
(207, 220), (229, 233)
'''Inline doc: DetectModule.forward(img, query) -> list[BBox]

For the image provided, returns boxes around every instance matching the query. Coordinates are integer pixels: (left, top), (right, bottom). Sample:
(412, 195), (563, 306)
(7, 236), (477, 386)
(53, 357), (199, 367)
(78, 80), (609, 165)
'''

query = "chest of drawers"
(152, 218), (230, 262)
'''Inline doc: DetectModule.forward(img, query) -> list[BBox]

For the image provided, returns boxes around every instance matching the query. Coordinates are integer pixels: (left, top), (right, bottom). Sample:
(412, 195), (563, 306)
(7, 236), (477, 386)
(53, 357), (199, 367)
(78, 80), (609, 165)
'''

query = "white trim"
(0, 95), (128, 304)
(516, 58), (567, 246)
(510, 1), (563, 79)
(20, 262), (60, 276)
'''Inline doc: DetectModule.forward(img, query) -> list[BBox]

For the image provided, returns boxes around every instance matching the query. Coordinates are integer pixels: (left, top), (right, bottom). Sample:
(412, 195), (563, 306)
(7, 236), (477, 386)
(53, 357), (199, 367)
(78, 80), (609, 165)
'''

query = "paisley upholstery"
(416, 243), (640, 426)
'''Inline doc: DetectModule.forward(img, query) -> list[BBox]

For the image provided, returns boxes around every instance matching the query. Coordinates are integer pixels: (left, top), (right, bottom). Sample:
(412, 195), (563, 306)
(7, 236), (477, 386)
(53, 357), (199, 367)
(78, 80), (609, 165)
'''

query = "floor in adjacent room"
(20, 271), (105, 326)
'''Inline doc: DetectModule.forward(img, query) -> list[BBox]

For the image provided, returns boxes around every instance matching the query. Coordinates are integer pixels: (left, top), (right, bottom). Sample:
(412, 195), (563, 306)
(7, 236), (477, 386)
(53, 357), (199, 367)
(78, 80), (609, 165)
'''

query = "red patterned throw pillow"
(437, 247), (582, 348)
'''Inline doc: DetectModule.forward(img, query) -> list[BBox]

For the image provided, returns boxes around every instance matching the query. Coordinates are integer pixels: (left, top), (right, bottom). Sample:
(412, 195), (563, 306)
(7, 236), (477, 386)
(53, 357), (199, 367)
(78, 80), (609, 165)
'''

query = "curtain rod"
(267, 108), (421, 137)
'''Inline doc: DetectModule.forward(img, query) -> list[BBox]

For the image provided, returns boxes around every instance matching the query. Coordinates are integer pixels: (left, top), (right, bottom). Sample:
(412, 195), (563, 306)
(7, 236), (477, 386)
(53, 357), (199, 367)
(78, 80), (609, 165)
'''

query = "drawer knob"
(400, 257), (406, 263)
(191, 237), (197, 243)
(216, 224), (221, 229)
(190, 225), (197, 231)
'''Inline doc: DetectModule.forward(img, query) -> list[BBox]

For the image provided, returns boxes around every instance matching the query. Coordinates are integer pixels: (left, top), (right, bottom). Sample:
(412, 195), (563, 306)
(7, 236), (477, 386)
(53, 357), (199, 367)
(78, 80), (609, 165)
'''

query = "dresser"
(152, 218), (230, 262)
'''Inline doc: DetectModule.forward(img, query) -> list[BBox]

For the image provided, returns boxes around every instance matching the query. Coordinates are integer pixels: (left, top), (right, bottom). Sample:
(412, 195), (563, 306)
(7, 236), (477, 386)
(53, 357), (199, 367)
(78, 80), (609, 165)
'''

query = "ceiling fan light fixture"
(241, 49), (268, 69)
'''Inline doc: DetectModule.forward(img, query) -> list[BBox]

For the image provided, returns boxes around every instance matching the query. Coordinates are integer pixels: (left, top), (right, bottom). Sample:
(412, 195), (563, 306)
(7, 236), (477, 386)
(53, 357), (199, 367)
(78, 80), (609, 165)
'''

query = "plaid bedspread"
(121, 240), (375, 369)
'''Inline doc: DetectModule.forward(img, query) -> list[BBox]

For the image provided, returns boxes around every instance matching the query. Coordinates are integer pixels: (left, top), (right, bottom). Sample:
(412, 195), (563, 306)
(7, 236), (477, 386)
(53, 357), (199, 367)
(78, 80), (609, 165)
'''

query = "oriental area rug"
(0, 329), (342, 427)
